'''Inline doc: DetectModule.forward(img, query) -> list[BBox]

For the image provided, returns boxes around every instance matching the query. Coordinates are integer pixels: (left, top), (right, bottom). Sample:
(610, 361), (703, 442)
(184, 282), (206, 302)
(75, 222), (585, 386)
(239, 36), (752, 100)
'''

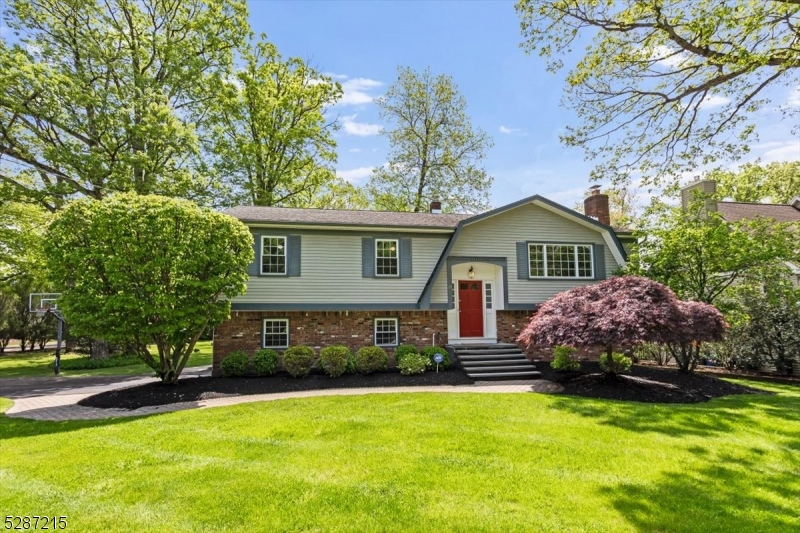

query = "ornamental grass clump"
(221, 350), (249, 377)
(282, 346), (316, 378)
(319, 345), (351, 378)
(355, 346), (388, 375)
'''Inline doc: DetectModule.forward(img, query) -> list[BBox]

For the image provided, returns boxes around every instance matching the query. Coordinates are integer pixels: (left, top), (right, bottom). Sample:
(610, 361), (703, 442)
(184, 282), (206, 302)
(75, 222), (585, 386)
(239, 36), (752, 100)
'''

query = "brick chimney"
(429, 200), (442, 214)
(584, 186), (610, 226)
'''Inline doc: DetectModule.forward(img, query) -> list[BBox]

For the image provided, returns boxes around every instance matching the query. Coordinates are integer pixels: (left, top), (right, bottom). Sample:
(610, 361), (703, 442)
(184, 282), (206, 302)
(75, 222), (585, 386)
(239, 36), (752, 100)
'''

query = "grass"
(0, 341), (212, 378)
(1, 380), (798, 532)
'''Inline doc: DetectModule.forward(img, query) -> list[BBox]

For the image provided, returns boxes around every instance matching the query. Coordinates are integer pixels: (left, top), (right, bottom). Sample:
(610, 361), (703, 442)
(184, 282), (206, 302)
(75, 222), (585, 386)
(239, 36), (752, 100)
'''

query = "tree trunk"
(603, 345), (617, 379)
(90, 339), (110, 360)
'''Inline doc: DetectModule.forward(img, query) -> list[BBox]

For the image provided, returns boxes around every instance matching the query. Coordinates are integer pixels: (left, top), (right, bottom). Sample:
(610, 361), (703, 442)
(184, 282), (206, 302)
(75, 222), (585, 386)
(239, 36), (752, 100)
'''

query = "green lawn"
(0, 341), (212, 378)
(1, 380), (798, 532)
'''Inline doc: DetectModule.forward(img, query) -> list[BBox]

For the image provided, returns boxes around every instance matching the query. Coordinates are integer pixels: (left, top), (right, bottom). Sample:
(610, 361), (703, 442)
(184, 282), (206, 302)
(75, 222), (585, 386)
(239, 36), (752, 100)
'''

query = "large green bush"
(551, 345), (580, 372)
(599, 352), (632, 374)
(344, 351), (358, 375)
(252, 349), (279, 376)
(394, 344), (419, 366)
(398, 353), (428, 375)
(221, 350), (249, 377)
(282, 346), (316, 378)
(319, 345), (351, 378)
(355, 346), (388, 375)
(421, 346), (450, 369)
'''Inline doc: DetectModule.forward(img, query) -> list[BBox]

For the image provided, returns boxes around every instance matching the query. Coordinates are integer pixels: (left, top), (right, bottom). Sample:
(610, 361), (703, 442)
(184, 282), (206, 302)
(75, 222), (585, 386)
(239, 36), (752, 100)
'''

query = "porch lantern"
(468, 265), (475, 279)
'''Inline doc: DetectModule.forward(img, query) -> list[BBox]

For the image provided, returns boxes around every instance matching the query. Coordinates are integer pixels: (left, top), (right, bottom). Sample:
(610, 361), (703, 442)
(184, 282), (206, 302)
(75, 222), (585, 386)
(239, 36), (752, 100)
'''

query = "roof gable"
(717, 201), (800, 223)
(224, 205), (468, 229)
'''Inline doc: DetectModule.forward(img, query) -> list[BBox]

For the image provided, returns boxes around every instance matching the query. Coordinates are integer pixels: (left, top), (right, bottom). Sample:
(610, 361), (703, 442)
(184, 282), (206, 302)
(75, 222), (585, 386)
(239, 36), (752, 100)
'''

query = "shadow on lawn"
(605, 452), (800, 533)
(546, 387), (800, 441)
(0, 410), (177, 440)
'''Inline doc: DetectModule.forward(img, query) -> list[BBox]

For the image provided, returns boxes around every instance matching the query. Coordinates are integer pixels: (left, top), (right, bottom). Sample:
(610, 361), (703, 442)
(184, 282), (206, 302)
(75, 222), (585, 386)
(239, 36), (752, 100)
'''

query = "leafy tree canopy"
(709, 161), (800, 204)
(627, 195), (799, 306)
(44, 193), (253, 383)
(367, 67), (494, 213)
(208, 39), (343, 207)
(516, 0), (800, 187)
(0, 0), (249, 211)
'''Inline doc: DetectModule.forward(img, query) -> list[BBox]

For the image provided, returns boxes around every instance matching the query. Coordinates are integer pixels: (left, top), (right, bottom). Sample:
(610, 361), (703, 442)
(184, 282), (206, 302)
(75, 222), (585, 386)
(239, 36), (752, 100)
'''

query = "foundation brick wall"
(495, 310), (604, 361)
(213, 310), (448, 376)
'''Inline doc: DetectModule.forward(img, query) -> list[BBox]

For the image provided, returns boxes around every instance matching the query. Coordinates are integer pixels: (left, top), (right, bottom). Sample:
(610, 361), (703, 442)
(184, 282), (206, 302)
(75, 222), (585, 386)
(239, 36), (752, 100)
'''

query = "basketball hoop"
(29, 293), (64, 375)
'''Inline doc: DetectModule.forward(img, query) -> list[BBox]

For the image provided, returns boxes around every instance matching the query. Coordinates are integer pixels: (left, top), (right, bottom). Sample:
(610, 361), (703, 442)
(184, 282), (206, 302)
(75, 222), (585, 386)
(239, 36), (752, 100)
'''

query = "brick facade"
(212, 309), (604, 376)
(213, 310), (448, 376)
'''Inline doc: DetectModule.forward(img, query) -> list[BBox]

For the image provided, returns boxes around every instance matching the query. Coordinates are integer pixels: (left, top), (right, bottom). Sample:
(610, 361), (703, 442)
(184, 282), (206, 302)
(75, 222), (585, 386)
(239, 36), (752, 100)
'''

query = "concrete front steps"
(448, 343), (541, 381)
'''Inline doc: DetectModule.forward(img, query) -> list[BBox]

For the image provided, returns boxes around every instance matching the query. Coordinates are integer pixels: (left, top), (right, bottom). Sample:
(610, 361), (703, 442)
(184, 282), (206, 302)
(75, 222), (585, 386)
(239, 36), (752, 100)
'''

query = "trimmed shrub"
(394, 344), (419, 366)
(551, 345), (580, 372)
(319, 345), (351, 378)
(421, 346), (451, 369)
(398, 353), (428, 375)
(252, 349), (279, 376)
(282, 345), (316, 378)
(221, 350), (249, 377)
(599, 352), (632, 374)
(344, 352), (358, 375)
(355, 346), (388, 375)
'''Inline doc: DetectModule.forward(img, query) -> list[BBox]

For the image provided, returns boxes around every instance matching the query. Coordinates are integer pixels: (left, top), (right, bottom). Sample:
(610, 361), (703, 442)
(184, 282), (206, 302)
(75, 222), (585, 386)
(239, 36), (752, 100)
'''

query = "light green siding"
(236, 231), (449, 305)
(429, 202), (622, 305)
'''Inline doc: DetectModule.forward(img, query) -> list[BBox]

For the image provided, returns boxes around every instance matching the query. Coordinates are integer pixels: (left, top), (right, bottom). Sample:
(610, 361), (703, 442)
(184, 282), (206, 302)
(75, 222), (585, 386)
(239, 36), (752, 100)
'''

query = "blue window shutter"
(362, 237), (375, 278)
(287, 235), (301, 277)
(516, 242), (529, 280)
(400, 238), (412, 278)
(593, 244), (606, 280)
(247, 234), (261, 276)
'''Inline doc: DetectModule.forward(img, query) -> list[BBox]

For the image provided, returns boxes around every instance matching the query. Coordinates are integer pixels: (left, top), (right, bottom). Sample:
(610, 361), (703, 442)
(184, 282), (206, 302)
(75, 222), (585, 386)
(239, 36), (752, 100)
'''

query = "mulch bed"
(78, 369), (474, 410)
(535, 361), (770, 404)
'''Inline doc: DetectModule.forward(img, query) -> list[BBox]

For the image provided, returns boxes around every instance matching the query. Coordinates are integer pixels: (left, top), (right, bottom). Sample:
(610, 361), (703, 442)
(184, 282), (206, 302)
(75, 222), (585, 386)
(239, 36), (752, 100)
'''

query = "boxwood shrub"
(252, 348), (280, 376)
(355, 346), (388, 375)
(282, 346), (316, 378)
(398, 353), (428, 375)
(421, 346), (451, 369)
(344, 352), (358, 375)
(319, 345), (351, 378)
(221, 350), (249, 377)
(551, 345), (580, 372)
(394, 344), (419, 366)
(600, 352), (633, 374)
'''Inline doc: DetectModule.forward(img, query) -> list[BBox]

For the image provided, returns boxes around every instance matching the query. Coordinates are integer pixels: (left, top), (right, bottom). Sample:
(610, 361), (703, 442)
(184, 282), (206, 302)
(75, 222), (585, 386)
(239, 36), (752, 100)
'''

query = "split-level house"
(212, 191), (633, 377)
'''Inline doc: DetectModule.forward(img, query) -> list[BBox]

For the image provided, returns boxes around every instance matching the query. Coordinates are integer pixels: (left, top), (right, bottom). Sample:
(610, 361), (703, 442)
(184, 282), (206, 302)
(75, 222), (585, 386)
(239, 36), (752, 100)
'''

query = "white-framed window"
(374, 318), (399, 346)
(485, 282), (493, 309)
(528, 244), (594, 279)
(375, 239), (399, 277)
(261, 236), (287, 275)
(263, 319), (289, 348)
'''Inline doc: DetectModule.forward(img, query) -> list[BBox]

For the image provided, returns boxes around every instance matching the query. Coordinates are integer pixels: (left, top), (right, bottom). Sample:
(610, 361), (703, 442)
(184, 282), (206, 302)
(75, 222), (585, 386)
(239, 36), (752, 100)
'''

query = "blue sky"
(251, 0), (800, 210)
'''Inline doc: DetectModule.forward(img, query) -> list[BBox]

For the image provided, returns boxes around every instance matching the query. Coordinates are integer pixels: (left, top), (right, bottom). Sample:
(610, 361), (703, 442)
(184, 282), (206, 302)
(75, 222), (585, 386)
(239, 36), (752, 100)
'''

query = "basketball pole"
(48, 310), (64, 376)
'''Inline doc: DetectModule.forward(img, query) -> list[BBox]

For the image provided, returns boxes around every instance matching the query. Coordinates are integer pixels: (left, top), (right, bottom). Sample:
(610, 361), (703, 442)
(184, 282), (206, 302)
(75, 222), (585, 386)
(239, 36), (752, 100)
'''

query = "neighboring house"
(681, 179), (800, 287)
(212, 191), (629, 375)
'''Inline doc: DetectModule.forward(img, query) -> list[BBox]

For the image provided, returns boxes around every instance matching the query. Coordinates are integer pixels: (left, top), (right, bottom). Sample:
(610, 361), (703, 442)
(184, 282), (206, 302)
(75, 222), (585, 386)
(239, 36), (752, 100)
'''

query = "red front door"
(458, 280), (484, 337)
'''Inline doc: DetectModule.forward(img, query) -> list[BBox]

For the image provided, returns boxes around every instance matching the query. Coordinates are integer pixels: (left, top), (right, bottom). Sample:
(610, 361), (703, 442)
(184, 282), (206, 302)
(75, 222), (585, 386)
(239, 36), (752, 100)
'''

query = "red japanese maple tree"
(517, 276), (727, 375)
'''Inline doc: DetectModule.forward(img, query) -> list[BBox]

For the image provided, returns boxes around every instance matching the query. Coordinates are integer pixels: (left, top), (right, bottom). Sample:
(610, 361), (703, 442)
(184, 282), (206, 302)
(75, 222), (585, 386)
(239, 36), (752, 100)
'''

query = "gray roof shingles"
(223, 205), (471, 229)
(717, 202), (800, 223)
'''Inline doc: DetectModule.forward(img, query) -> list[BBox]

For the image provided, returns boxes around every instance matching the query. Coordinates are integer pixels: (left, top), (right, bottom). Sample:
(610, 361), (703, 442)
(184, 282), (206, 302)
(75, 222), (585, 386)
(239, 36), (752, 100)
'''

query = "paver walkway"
(3, 372), (563, 421)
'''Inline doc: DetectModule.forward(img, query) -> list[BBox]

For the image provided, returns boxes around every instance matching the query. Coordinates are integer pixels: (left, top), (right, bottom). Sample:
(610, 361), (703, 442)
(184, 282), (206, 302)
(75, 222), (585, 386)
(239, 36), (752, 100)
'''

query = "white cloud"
(341, 114), (382, 136)
(787, 87), (800, 107)
(499, 125), (521, 135)
(760, 141), (800, 163)
(698, 95), (731, 109)
(336, 167), (374, 184)
(337, 77), (382, 106)
(650, 45), (688, 68)
(323, 72), (350, 80)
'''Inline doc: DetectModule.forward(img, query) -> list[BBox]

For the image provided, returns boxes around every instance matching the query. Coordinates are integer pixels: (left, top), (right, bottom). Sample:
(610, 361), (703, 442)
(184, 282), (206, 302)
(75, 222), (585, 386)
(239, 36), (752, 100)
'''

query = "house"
(212, 191), (631, 377)
(681, 179), (800, 286)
